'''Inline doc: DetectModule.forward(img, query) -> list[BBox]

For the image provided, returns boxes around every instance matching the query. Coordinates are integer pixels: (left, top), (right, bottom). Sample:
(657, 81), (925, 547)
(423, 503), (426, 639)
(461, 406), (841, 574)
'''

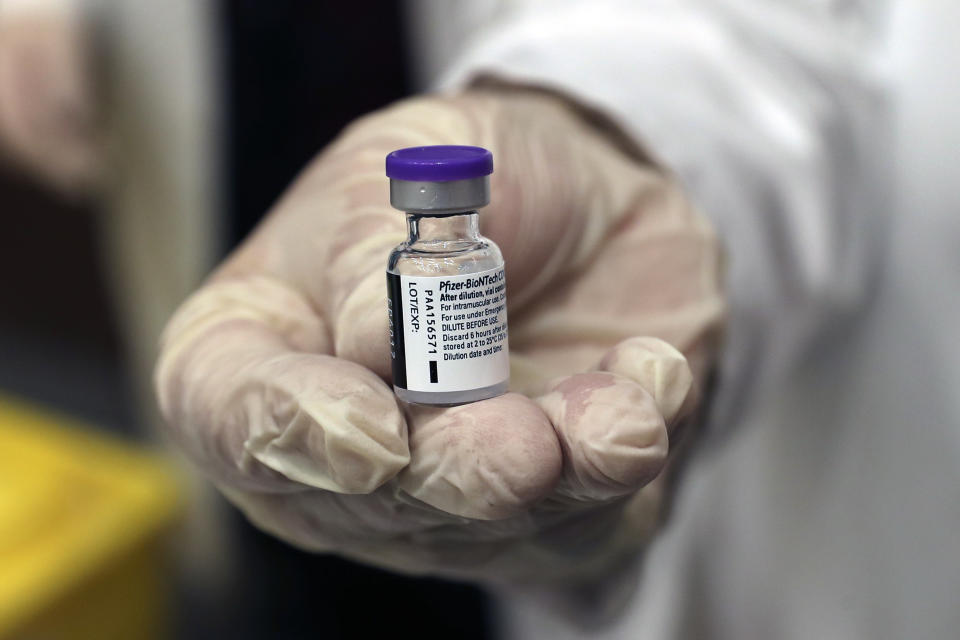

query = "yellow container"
(0, 393), (181, 640)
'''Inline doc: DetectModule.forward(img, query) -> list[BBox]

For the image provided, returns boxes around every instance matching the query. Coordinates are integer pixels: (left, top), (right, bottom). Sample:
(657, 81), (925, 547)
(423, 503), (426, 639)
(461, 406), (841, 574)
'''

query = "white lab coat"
(409, 1), (960, 638)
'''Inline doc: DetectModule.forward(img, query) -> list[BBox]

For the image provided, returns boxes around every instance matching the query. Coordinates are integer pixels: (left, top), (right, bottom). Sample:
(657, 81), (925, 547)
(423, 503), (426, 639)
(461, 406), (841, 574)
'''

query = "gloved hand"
(0, 1), (98, 192)
(155, 87), (724, 585)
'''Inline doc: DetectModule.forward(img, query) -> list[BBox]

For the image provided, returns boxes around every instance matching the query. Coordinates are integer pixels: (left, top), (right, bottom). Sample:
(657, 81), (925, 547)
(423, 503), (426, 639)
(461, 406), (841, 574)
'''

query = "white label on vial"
(387, 266), (509, 393)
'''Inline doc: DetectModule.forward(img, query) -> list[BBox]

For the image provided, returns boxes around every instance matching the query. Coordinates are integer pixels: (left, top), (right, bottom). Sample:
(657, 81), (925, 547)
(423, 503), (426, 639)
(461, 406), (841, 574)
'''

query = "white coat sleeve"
(432, 0), (890, 427)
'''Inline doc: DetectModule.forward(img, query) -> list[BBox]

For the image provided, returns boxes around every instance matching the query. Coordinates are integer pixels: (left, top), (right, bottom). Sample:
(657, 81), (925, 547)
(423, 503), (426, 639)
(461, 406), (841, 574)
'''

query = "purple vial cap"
(386, 145), (493, 182)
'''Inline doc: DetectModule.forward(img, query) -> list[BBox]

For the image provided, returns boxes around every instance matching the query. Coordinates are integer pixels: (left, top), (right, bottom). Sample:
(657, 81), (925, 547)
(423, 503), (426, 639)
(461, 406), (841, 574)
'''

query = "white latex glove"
(0, 0), (98, 192)
(155, 88), (725, 585)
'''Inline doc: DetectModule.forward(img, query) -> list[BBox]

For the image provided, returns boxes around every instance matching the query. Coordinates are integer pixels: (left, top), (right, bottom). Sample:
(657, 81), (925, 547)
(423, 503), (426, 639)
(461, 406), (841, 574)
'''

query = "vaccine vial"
(385, 145), (510, 406)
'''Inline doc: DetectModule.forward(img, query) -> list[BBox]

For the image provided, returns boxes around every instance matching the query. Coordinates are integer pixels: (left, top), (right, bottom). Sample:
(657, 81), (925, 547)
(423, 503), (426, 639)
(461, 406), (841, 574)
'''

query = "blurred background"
(0, 1), (491, 638)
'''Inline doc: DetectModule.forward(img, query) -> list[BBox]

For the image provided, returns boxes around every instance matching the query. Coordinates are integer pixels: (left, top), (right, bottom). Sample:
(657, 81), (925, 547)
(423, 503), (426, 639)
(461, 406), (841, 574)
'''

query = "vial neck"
(406, 211), (480, 245)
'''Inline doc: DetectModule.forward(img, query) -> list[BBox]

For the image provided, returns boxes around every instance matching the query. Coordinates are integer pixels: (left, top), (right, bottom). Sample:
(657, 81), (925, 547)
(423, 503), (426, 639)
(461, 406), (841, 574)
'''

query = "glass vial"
(385, 146), (509, 406)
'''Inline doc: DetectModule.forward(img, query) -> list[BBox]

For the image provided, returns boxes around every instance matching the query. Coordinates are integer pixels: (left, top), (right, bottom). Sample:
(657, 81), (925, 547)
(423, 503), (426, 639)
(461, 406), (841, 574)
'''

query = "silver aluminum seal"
(390, 176), (489, 214)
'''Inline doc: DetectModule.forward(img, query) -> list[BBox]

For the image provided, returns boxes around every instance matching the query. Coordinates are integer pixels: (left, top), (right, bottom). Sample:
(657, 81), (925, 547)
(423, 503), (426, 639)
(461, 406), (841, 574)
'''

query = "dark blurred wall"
(0, 171), (135, 431)
(218, 3), (493, 639)
(226, 1), (411, 242)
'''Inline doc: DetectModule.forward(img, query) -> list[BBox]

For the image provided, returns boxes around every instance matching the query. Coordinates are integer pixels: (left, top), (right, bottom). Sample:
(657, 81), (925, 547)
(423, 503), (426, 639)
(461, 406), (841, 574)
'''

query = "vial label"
(387, 266), (509, 393)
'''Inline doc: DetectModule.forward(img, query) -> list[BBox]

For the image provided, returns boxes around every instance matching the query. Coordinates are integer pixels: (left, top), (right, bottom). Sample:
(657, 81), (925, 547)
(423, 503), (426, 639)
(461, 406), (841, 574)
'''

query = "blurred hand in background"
(0, 1), (99, 193)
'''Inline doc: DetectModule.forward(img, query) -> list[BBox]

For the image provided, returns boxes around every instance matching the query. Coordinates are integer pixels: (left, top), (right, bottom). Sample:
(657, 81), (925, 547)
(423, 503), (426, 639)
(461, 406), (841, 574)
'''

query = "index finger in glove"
(155, 275), (409, 494)
(397, 393), (563, 521)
